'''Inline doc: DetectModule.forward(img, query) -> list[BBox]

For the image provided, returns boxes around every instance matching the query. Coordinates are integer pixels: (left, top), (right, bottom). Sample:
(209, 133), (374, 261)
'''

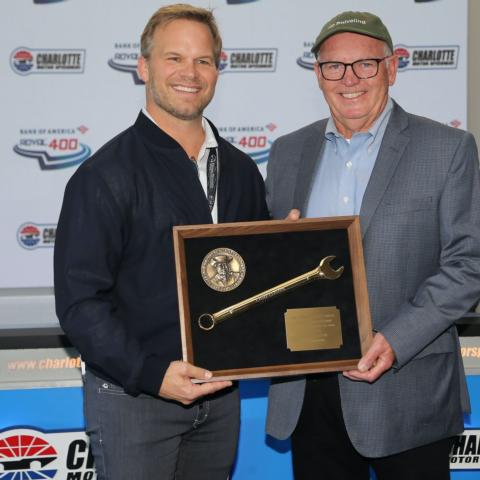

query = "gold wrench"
(198, 255), (344, 331)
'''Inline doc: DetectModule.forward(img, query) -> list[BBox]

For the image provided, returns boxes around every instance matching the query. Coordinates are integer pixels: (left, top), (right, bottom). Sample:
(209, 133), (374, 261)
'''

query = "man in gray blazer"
(265, 11), (480, 480)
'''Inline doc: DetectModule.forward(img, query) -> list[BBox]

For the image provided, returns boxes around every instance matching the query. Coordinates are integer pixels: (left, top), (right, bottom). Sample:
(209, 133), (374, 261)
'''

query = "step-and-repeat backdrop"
(1, 0), (467, 289)
(0, 0), (473, 479)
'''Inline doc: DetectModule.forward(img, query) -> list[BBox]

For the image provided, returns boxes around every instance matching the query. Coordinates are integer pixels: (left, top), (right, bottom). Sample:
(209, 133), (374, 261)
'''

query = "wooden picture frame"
(173, 216), (372, 380)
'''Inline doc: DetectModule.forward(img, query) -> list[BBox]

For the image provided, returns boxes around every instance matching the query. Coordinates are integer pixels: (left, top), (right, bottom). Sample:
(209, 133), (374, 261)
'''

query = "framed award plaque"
(173, 216), (372, 380)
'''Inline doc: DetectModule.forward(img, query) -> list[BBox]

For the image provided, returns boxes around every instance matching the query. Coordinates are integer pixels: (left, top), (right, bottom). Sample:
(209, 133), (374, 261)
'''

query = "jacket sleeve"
(381, 131), (480, 368)
(54, 164), (164, 396)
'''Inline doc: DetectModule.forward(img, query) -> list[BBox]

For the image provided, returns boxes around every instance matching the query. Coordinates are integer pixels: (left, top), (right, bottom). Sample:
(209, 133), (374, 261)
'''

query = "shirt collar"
(141, 107), (218, 160)
(198, 117), (218, 161)
(142, 106), (157, 126)
(325, 96), (394, 143)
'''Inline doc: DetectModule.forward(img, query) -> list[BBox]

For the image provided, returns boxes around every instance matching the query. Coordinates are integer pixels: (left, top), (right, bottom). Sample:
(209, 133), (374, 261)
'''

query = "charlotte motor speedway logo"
(0, 432), (57, 478)
(296, 41), (315, 70)
(297, 42), (459, 73)
(13, 126), (91, 170)
(395, 44), (459, 71)
(0, 428), (95, 479)
(108, 43), (143, 85)
(17, 223), (56, 250)
(10, 47), (85, 76)
(219, 49), (277, 73)
(108, 44), (277, 82)
(450, 429), (480, 470)
(218, 122), (278, 164)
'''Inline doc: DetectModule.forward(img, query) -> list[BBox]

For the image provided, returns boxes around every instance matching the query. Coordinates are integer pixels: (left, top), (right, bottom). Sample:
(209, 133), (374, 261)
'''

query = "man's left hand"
(343, 332), (395, 383)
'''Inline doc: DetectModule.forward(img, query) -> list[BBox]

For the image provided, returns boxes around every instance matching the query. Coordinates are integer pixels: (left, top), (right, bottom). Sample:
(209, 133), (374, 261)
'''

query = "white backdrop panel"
(0, 0), (467, 289)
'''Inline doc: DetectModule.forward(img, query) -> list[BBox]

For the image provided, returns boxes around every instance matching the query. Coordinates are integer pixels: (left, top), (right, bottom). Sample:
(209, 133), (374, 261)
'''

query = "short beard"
(149, 81), (208, 121)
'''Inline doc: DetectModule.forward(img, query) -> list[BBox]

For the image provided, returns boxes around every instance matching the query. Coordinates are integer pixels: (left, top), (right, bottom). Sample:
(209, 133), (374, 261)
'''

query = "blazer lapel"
(360, 103), (410, 237)
(293, 120), (328, 212)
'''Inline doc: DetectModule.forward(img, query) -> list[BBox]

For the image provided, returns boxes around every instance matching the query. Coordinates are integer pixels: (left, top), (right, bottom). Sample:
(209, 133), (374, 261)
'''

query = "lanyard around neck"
(206, 148), (218, 213)
(191, 147), (218, 213)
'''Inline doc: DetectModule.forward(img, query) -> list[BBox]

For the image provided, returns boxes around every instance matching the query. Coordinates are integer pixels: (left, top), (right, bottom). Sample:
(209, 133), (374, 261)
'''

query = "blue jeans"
(83, 370), (240, 480)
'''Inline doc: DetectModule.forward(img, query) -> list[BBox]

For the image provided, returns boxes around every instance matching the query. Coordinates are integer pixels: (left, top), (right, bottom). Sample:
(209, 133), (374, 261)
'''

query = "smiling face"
(138, 19), (219, 124)
(314, 32), (397, 138)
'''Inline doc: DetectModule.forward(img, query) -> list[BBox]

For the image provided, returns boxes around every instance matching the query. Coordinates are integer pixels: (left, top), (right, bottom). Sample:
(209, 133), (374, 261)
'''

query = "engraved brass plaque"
(285, 306), (342, 351)
(173, 216), (373, 380)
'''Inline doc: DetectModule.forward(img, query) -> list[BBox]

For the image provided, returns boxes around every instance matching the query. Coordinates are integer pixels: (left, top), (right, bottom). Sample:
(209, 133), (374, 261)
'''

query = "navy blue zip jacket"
(54, 112), (269, 396)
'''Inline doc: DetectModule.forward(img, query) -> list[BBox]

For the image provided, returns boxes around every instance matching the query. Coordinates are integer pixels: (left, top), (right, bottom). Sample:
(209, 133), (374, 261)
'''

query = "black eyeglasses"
(318, 56), (389, 81)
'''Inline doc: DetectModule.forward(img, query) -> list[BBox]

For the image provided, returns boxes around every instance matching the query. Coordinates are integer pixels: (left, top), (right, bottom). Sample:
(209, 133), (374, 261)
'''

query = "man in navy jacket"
(54, 4), (268, 479)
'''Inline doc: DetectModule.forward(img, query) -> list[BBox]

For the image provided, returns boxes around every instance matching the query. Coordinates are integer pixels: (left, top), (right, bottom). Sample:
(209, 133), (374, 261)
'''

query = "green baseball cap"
(311, 11), (393, 56)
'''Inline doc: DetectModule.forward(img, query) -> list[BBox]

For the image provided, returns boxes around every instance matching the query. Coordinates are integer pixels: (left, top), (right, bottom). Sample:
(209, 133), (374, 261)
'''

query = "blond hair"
(141, 3), (222, 67)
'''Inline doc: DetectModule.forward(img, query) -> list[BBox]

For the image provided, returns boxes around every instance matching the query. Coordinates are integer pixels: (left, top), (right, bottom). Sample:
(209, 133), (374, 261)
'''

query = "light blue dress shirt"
(305, 98), (393, 218)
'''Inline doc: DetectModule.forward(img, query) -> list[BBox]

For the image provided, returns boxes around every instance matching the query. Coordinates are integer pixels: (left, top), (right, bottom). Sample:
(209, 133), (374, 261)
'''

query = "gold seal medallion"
(201, 248), (246, 292)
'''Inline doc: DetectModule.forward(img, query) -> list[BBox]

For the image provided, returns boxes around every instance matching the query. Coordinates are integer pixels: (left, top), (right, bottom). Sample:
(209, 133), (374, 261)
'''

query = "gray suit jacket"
(265, 102), (480, 457)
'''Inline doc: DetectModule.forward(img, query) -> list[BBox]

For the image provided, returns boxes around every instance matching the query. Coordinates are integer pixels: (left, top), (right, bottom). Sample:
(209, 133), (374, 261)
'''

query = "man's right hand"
(159, 361), (232, 405)
(286, 208), (301, 220)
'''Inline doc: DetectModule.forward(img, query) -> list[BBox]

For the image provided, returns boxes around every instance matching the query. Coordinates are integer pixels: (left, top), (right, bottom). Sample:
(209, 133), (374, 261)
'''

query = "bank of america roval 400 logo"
(219, 122), (278, 164)
(108, 42), (143, 85)
(0, 427), (95, 479)
(296, 41), (315, 70)
(13, 125), (91, 170)
(10, 47), (85, 76)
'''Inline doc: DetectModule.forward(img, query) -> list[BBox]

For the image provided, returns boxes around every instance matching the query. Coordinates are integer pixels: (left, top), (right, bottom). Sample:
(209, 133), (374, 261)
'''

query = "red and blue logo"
(11, 50), (34, 74)
(0, 433), (58, 479)
(17, 224), (41, 249)
(219, 51), (229, 72)
(395, 46), (410, 70)
(395, 44), (459, 72)
(0, 428), (95, 479)
(218, 48), (277, 74)
(10, 47), (85, 76)
(219, 122), (278, 164)
(14, 126), (91, 170)
(17, 223), (56, 250)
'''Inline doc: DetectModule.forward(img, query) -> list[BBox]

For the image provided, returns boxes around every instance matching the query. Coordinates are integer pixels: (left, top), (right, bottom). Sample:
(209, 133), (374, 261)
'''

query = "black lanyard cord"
(190, 147), (218, 213)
